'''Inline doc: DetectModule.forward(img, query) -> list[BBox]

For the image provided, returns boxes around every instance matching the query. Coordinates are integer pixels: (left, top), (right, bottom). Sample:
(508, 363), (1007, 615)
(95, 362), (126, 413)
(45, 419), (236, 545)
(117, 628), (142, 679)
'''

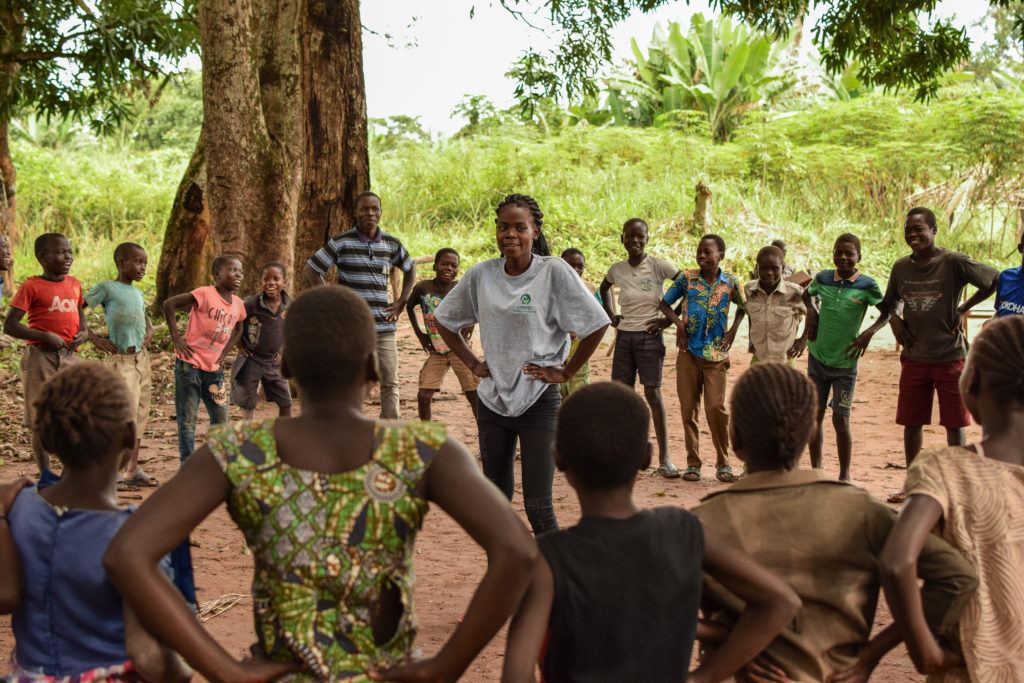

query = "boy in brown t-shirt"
(879, 207), (997, 503)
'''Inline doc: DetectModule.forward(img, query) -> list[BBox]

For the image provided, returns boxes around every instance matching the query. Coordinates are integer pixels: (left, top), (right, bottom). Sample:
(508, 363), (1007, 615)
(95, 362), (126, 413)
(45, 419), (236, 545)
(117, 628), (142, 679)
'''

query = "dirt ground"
(0, 322), (980, 682)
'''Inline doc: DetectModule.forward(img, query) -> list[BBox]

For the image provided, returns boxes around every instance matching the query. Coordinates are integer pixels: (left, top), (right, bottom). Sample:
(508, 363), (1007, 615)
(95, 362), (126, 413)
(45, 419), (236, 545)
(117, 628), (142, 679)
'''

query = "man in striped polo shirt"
(303, 191), (416, 418)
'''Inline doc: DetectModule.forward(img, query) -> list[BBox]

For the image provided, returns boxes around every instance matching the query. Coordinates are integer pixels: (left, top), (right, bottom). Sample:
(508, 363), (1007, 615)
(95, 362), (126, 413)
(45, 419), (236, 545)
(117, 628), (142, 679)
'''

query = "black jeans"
(477, 385), (560, 534)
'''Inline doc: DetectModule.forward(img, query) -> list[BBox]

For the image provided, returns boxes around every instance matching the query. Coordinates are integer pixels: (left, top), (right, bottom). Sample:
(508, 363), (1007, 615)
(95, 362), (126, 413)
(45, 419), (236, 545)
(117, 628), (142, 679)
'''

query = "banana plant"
(604, 13), (794, 141)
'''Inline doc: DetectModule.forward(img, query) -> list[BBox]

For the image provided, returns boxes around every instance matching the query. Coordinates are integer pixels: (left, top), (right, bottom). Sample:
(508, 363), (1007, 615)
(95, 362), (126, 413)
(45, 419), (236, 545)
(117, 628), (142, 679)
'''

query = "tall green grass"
(6, 88), (1023, 304)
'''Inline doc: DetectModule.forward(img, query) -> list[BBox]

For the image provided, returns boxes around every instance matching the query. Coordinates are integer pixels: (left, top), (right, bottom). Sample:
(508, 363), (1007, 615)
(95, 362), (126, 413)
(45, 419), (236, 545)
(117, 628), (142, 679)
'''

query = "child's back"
(696, 364), (977, 682)
(538, 507), (703, 681)
(207, 417), (444, 675)
(9, 487), (132, 675)
(108, 285), (537, 682)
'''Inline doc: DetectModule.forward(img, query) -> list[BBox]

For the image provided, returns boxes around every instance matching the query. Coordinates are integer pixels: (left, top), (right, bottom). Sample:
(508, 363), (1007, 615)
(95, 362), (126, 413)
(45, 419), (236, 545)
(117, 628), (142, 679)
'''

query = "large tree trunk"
(157, 0), (367, 300)
(294, 0), (370, 287)
(0, 0), (22, 281)
(155, 137), (212, 305)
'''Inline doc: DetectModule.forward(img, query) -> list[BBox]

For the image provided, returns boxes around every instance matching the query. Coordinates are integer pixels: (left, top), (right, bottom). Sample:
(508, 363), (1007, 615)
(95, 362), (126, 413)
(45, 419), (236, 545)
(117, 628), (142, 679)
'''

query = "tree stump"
(693, 181), (712, 233)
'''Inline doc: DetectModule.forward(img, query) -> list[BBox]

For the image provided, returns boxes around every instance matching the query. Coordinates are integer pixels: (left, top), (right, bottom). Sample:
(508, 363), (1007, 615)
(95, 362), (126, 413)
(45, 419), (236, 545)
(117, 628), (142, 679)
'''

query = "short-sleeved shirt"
(807, 270), (884, 369)
(8, 487), (132, 676)
(882, 250), (997, 363)
(179, 285), (246, 372)
(743, 279), (806, 364)
(663, 268), (745, 362)
(994, 266), (1024, 317)
(306, 228), (414, 333)
(412, 281), (456, 355)
(604, 256), (679, 332)
(434, 256), (609, 417)
(694, 469), (978, 682)
(85, 280), (147, 352)
(240, 292), (290, 361)
(907, 446), (1024, 683)
(10, 275), (84, 345)
(538, 508), (704, 683)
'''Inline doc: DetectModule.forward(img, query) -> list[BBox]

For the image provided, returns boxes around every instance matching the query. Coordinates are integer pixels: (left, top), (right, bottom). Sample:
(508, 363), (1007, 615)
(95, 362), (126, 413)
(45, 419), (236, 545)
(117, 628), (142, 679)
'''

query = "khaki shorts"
(22, 345), (77, 428)
(109, 350), (152, 435)
(418, 353), (480, 392)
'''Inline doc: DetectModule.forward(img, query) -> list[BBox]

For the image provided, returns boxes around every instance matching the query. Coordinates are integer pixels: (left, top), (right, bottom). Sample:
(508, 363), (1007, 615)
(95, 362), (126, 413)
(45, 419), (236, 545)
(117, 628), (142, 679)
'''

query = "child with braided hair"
(692, 363), (978, 682)
(0, 363), (190, 681)
(882, 315), (1024, 682)
(435, 193), (610, 534)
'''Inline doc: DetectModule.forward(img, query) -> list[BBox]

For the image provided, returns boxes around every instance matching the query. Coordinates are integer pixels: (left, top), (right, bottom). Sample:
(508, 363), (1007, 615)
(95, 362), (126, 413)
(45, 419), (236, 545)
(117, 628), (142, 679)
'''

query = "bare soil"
(0, 324), (977, 681)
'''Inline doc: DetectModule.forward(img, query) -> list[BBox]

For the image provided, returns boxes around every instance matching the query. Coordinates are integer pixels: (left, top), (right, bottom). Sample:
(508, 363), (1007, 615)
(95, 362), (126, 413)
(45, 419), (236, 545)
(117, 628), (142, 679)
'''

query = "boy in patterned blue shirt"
(659, 234), (745, 484)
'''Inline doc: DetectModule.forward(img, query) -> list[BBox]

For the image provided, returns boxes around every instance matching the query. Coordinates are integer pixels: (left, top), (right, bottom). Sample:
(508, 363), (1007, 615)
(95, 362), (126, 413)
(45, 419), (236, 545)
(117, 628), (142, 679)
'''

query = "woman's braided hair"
(34, 362), (132, 469)
(966, 315), (1024, 404)
(495, 194), (551, 256)
(730, 363), (818, 470)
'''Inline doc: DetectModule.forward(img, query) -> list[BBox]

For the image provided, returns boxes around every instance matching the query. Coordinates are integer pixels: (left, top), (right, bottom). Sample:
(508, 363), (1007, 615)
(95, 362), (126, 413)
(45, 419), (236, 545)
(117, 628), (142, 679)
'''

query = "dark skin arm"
(689, 526), (801, 683)
(826, 624), (901, 683)
(0, 478), (33, 613)
(956, 279), (996, 322)
(371, 439), (537, 682)
(104, 449), (300, 683)
(501, 558), (554, 683)
(124, 603), (193, 682)
(3, 307), (65, 350)
(162, 292), (199, 359)
(802, 290), (818, 342)
(406, 284), (435, 354)
(303, 263), (326, 288)
(217, 320), (245, 368)
(719, 307), (745, 353)
(438, 324), (489, 379)
(598, 278), (621, 328)
(523, 324), (609, 384)
(86, 306), (119, 354)
(70, 304), (88, 349)
(658, 299), (689, 349)
(383, 264), (417, 322)
(846, 305), (890, 358)
(880, 496), (963, 675)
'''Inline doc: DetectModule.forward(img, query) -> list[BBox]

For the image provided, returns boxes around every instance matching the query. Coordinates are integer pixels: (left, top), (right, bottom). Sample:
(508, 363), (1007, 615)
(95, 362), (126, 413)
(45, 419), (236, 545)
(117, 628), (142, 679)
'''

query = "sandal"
(657, 463), (682, 479)
(117, 479), (139, 492)
(716, 466), (737, 483)
(124, 470), (160, 488)
(682, 467), (701, 482)
(886, 489), (907, 504)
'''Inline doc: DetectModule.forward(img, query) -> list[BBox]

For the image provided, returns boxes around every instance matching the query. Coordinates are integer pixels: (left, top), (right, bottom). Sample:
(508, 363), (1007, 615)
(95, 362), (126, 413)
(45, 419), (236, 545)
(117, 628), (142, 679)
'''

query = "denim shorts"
(807, 353), (857, 417)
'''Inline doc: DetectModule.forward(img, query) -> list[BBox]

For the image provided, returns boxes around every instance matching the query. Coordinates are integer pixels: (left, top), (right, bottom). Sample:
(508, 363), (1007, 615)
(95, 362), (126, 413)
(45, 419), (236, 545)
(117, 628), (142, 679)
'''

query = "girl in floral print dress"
(105, 285), (537, 682)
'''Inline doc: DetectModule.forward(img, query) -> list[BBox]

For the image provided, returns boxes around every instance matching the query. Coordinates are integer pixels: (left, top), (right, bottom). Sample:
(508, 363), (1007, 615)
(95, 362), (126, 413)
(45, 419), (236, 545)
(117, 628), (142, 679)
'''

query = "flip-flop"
(682, 467), (701, 482)
(886, 490), (907, 504)
(117, 479), (139, 492)
(657, 463), (682, 479)
(716, 466), (737, 483)
(124, 470), (159, 488)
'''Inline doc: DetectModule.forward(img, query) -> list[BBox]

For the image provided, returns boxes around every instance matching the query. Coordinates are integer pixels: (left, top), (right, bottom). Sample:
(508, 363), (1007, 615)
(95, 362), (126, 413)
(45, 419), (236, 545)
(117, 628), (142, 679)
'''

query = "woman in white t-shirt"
(435, 194), (610, 534)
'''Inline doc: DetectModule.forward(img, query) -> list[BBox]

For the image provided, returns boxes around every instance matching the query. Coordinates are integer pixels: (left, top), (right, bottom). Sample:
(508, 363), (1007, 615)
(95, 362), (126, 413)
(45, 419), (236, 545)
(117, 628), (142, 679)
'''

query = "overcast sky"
(360, 0), (993, 135)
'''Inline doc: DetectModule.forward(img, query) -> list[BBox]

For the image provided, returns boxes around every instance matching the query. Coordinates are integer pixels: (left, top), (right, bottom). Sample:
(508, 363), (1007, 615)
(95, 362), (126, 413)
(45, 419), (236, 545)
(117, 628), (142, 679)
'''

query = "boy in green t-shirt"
(803, 234), (889, 482)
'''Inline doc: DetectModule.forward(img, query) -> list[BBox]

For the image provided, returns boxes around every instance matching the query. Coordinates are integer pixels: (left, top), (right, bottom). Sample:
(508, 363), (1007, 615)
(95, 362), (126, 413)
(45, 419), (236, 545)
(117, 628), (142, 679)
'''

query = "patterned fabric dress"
(906, 445), (1024, 683)
(208, 419), (445, 681)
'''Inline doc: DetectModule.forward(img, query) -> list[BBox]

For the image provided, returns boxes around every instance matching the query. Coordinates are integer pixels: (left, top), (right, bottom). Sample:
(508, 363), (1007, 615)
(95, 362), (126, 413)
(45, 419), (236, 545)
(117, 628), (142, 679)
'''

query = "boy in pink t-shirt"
(162, 255), (246, 462)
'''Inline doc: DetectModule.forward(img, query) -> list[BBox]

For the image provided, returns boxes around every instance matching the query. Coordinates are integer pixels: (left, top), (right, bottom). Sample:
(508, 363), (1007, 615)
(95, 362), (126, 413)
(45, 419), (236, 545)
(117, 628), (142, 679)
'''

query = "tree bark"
(295, 0), (369, 288)
(0, 0), (22, 281)
(157, 0), (368, 299)
(693, 181), (712, 233)
(155, 137), (212, 305)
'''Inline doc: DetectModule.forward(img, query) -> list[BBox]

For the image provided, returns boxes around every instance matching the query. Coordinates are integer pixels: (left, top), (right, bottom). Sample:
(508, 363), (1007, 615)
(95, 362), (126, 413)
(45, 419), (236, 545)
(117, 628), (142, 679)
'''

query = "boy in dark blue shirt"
(994, 236), (1024, 318)
(231, 262), (292, 419)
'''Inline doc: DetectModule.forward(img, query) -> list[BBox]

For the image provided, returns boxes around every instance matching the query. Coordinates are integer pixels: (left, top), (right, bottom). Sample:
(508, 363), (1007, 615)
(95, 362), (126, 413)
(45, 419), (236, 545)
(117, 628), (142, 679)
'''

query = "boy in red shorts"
(880, 207), (997, 502)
